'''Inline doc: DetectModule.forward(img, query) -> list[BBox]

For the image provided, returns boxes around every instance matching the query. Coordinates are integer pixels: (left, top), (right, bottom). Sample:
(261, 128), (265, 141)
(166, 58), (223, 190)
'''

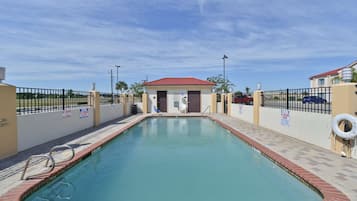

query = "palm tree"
(115, 81), (128, 94)
(207, 74), (235, 93)
(130, 82), (144, 97)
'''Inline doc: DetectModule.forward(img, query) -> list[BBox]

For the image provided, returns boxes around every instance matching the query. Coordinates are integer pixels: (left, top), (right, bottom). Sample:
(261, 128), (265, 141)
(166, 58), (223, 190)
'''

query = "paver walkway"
(0, 113), (356, 200)
(211, 114), (357, 200)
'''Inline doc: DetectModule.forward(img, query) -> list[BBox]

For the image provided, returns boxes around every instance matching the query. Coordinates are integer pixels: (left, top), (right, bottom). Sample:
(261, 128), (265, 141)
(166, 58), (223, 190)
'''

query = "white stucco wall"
(217, 102), (223, 113)
(100, 104), (124, 124)
(260, 107), (332, 149)
(17, 108), (94, 151)
(147, 88), (212, 113)
(147, 89), (156, 113)
(166, 90), (186, 113)
(231, 104), (254, 124)
(200, 90), (211, 113)
(135, 102), (143, 113)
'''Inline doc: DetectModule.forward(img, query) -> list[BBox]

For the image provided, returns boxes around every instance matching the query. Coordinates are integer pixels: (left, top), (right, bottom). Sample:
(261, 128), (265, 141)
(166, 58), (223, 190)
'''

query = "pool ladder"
(21, 145), (75, 180)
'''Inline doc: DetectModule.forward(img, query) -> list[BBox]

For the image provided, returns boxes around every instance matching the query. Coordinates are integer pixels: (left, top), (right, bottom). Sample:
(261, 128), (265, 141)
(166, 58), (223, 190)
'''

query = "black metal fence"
(16, 87), (92, 115)
(100, 93), (120, 105)
(262, 87), (332, 114)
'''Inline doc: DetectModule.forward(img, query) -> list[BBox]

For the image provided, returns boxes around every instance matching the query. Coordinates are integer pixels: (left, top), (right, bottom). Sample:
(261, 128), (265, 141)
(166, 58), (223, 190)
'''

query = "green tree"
(130, 82), (144, 97)
(352, 68), (357, 82)
(234, 91), (243, 97)
(207, 74), (235, 93)
(115, 81), (128, 94)
(67, 89), (74, 97)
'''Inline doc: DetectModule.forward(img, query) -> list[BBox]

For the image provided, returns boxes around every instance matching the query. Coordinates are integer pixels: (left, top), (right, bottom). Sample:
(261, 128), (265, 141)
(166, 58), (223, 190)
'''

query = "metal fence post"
(62, 89), (65, 110)
(286, 88), (289, 110)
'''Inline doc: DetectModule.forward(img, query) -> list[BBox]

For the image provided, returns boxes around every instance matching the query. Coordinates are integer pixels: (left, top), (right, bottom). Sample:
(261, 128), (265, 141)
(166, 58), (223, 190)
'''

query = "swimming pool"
(25, 117), (322, 201)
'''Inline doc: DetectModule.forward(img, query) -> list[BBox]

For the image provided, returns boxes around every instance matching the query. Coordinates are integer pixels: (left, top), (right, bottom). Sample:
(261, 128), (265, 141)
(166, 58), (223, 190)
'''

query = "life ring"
(332, 114), (357, 139)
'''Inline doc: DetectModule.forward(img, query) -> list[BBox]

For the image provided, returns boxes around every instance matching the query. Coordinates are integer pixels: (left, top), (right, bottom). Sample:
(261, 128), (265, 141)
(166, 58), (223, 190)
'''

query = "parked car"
(233, 95), (253, 105)
(302, 96), (327, 104)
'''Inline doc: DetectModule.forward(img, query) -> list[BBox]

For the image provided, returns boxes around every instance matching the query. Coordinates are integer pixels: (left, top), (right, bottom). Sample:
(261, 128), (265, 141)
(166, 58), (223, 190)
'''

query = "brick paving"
(0, 113), (356, 200)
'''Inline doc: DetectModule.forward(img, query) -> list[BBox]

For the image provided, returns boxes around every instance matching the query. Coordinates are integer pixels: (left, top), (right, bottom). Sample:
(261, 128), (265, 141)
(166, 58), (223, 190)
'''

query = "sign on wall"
(280, 109), (290, 127)
(239, 104), (243, 114)
(62, 109), (72, 118)
(79, 108), (89, 119)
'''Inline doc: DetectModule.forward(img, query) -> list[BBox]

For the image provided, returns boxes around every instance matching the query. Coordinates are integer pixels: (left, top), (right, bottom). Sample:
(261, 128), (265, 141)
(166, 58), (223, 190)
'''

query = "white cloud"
(1, 0), (357, 91)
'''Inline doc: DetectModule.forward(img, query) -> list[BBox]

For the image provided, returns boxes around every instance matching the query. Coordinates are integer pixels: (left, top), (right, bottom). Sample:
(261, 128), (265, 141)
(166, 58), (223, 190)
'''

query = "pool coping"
(0, 114), (349, 201)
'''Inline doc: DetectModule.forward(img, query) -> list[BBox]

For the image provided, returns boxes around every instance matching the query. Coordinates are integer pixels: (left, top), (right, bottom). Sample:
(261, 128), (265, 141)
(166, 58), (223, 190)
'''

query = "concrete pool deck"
(0, 113), (356, 200)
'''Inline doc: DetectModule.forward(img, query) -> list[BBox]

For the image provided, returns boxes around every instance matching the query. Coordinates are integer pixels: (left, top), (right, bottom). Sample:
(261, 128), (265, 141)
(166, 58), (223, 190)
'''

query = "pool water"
(25, 117), (322, 201)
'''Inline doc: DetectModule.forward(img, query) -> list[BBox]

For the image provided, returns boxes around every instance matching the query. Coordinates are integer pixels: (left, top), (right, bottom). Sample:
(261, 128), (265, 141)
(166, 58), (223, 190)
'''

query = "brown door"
(188, 91), (200, 112)
(157, 91), (167, 112)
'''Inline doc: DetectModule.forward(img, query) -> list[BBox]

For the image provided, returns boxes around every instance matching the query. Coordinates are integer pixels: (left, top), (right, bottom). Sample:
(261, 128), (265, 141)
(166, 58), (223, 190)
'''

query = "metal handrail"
(202, 105), (211, 114)
(21, 154), (55, 180)
(45, 145), (75, 167)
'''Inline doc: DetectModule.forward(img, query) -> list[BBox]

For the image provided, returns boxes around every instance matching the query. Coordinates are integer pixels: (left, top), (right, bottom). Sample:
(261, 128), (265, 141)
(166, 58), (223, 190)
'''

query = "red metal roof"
(309, 61), (357, 80)
(309, 67), (344, 80)
(144, 77), (215, 86)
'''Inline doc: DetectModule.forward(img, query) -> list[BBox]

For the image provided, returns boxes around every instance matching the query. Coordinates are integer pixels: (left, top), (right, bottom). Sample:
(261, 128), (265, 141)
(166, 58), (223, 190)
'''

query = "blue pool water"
(25, 118), (322, 201)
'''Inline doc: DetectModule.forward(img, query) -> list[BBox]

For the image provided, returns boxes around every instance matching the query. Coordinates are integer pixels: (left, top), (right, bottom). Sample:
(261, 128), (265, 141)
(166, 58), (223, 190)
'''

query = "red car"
(233, 95), (253, 105)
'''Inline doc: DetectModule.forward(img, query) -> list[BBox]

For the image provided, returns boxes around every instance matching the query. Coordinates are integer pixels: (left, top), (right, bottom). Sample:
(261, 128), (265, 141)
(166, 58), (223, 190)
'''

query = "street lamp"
(222, 54), (228, 92)
(109, 69), (114, 104)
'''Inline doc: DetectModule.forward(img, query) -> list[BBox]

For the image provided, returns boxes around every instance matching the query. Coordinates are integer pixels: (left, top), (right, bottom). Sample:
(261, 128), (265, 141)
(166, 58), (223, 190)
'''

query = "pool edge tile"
(209, 115), (350, 201)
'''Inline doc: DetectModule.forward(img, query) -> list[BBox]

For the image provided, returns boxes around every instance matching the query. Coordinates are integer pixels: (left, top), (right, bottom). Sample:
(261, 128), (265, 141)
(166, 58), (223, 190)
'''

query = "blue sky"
(1, 0), (357, 92)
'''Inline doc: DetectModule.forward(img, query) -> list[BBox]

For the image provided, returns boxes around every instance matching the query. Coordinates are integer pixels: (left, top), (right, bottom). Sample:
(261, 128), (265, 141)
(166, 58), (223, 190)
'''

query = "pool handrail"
(21, 154), (55, 180)
(45, 144), (75, 167)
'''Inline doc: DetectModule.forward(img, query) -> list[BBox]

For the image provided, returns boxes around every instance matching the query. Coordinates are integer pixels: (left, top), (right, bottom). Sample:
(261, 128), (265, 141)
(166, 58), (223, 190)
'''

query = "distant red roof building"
(144, 77), (215, 86)
(309, 60), (357, 80)
(309, 67), (345, 80)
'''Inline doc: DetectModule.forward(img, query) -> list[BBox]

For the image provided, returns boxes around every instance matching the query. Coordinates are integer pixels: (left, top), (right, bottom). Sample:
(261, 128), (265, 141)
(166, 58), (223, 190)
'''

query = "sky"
(1, 0), (357, 92)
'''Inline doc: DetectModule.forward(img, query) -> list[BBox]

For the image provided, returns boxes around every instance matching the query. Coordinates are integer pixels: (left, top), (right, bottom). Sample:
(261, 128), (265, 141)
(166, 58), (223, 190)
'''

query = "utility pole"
(222, 54), (228, 92)
(115, 65), (120, 96)
(110, 69), (114, 104)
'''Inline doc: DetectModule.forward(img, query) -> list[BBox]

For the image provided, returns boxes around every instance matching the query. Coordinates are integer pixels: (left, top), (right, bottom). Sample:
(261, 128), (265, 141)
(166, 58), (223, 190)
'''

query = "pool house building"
(143, 77), (215, 113)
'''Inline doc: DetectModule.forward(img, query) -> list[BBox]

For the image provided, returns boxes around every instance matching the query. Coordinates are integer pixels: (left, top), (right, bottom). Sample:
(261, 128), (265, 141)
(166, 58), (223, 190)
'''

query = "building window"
(318, 78), (325, 86)
(332, 77), (340, 85)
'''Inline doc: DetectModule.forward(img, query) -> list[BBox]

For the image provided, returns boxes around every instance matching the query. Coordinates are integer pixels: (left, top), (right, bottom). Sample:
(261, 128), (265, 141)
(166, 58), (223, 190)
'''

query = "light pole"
(110, 69), (114, 104)
(115, 65), (120, 96)
(222, 54), (228, 92)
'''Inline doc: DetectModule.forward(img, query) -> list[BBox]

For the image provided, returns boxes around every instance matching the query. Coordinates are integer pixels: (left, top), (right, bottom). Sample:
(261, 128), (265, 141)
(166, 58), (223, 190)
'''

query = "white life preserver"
(332, 114), (357, 139)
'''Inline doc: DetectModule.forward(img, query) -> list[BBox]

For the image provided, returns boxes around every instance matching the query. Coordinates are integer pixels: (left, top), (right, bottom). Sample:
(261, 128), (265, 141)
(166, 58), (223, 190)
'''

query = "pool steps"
(21, 145), (75, 180)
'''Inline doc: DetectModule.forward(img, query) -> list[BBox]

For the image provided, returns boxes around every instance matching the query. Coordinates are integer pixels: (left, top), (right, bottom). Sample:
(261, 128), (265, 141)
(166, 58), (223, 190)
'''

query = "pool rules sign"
(79, 108), (89, 119)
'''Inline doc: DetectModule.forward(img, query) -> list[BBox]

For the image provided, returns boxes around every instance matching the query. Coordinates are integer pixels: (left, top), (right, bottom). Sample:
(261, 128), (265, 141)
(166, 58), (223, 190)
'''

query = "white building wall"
(17, 108), (94, 151)
(217, 102), (223, 113)
(147, 89), (157, 113)
(147, 88), (211, 113)
(167, 89), (187, 113)
(260, 107), (332, 149)
(201, 89), (211, 113)
(135, 102), (143, 113)
(100, 104), (124, 124)
(231, 104), (254, 124)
